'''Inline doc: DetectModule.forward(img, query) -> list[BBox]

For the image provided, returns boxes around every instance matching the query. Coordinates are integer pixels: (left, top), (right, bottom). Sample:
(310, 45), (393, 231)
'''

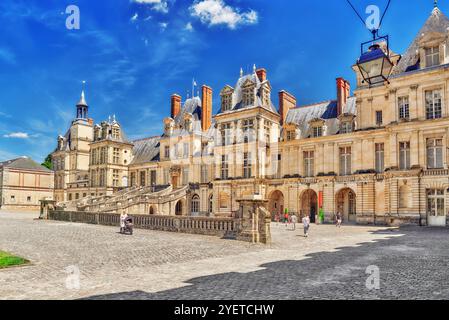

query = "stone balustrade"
(48, 210), (239, 239)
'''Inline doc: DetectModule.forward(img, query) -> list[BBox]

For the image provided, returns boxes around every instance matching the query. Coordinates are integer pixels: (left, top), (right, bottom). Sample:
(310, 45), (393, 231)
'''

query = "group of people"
(274, 210), (344, 238)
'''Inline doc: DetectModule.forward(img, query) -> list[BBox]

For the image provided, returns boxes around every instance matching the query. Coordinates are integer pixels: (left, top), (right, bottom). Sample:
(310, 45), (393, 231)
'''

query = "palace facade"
(52, 7), (449, 227)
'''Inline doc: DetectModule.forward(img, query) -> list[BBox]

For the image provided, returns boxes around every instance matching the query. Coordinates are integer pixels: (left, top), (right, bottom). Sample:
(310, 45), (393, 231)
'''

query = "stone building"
(52, 6), (449, 227)
(0, 157), (54, 211)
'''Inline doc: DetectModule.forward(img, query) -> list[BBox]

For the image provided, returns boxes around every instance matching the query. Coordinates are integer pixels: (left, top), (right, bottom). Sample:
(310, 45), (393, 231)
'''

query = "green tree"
(41, 154), (53, 170)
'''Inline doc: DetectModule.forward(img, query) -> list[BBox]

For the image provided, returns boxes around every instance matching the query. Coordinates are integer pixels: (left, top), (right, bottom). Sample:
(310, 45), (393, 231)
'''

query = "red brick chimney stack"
(201, 85), (213, 131)
(336, 78), (350, 116)
(256, 68), (267, 82)
(279, 90), (296, 126)
(171, 94), (182, 119)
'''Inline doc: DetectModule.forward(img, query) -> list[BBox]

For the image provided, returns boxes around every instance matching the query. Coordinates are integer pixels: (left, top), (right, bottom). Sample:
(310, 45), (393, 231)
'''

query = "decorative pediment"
(309, 118), (325, 126)
(241, 78), (256, 89)
(338, 113), (356, 121)
(220, 85), (234, 96)
(418, 31), (447, 47)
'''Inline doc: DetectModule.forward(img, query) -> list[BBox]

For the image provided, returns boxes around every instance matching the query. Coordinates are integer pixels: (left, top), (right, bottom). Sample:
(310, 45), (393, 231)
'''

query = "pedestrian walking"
(336, 211), (342, 228)
(302, 215), (310, 237)
(274, 212), (280, 226)
(290, 214), (298, 231)
(284, 211), (289, 228)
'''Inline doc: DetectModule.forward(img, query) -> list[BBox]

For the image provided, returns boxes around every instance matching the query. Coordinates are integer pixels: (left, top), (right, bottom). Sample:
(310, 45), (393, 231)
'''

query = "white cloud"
(132, 0), (169, 14)
(190, 0), (258, 29)
(159, 22), (168, 31)
(3, 132), (30, 139)
(130, 12), (138, 22)
(185, 22), (194, 32)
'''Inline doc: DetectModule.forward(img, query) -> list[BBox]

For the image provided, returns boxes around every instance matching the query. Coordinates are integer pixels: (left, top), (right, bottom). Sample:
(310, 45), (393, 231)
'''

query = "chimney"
(201, 85), (213, 131)
(336, 78), (351, 116)
(256, 68), (267, 82)
(171, 94), (181, 119)
(279, 90), (296, 126)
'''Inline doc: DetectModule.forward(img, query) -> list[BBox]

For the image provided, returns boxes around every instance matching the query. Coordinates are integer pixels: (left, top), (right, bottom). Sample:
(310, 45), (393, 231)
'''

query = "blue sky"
(0, 0), (442, 162)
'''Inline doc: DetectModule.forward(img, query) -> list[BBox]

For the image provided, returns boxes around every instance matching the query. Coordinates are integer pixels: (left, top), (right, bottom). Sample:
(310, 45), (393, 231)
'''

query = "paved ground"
(1, 211), (449, 300)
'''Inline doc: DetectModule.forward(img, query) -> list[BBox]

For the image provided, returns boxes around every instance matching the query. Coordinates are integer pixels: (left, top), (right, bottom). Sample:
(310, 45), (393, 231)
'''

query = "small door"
(427, 190), (446, 227)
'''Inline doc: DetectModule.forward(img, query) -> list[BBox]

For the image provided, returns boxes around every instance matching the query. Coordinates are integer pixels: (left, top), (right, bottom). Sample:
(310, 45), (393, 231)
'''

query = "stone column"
(236, 196), (271, 244)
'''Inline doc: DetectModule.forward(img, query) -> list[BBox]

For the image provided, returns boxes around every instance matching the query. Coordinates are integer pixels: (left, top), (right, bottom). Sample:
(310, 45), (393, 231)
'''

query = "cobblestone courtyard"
(1, 211), (449, 300)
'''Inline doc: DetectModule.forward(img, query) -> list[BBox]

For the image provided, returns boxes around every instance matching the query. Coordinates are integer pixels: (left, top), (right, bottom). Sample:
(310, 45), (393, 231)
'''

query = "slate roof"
(130, 136), (161, 165)
(393, 7), (449, 75)
(285, 97), (357, 138)
(0, 157), (52, 172)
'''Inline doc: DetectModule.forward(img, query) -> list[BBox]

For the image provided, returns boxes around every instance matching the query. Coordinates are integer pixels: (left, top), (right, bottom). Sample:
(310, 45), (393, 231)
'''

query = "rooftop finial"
(240, 67), (243, 77)
(253, 64), (256, 73)
(434, 0), (438, 8)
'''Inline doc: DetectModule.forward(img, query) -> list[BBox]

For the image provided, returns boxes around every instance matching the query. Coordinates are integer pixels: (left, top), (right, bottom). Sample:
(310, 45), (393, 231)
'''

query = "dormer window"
(222, 94), (232, 112)
(286, 130), (296, 141)
(312, 126), (322, 138)
(340, 121), (353, 134)
(425, 46), (440, 67)
(112, 127), (120, 140)
(242, 88), (254, 107)
(220, 86), (234, 112)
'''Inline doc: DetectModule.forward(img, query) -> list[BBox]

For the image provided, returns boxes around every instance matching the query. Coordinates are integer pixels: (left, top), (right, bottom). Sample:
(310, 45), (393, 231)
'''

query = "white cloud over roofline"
(190, 0), (259, 30)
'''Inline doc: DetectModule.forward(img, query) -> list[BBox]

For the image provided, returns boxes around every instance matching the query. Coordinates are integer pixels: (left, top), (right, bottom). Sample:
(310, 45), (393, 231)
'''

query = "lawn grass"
(0, 251), (29, 269)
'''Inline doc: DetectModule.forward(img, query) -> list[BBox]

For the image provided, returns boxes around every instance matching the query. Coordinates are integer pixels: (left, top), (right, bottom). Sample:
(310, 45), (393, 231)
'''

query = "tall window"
(376, 111), (383, 126)
(243, 152), (252, 178)
(149, 170), (157, 186)
(222, 94), (232, 112)
(183, 143), (189, 158)
(182, 167), (189, 185)
(242, 119), (255, 143)
(339, 147), (352, 176)
(113, 148), (120, 164)
(221, 123), (232, 146)
(113, 170), (119, 187)
(130, 172), (136, 187)
(164, 146), (170, 159)
(201, 165), (209, 184)
(264, 121), (271, 144)
(191, 195), (200, 215)
(221, 155), (229, 180)
(427, 138), (443, 169)
(399, 142), (411, 170)
(425, 46), (440, 67)
(163, 168), (170, 185)
(303, 151), (314, 177)
(312, 126), (322, 138)
(398, 96), (410, 120)
(99, 169), (106, 187)
(140, 171), (146, 186)
(375, 143), (385, 173)
(242, 88), (254, 107)
(426, 90), (442, 119)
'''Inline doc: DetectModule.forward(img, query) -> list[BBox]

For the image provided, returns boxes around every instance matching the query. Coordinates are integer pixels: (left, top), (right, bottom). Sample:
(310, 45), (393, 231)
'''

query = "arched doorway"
(268, 191), (284, 220)
(149, 206), (155, 215)
(191, 194), (200, 216)
(336, 188), (356, 222)
(175, 200), (183, 216)
(301, 190), (318, 223)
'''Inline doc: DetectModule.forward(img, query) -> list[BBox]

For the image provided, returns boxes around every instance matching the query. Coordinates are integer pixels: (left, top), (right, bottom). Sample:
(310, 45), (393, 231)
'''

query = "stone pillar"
(39, 200), (56, 219)
(236, 196), (271, 244)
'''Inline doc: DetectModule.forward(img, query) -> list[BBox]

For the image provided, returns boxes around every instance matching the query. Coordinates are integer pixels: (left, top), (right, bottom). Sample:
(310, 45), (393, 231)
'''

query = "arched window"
(191, 195), (200, 215)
